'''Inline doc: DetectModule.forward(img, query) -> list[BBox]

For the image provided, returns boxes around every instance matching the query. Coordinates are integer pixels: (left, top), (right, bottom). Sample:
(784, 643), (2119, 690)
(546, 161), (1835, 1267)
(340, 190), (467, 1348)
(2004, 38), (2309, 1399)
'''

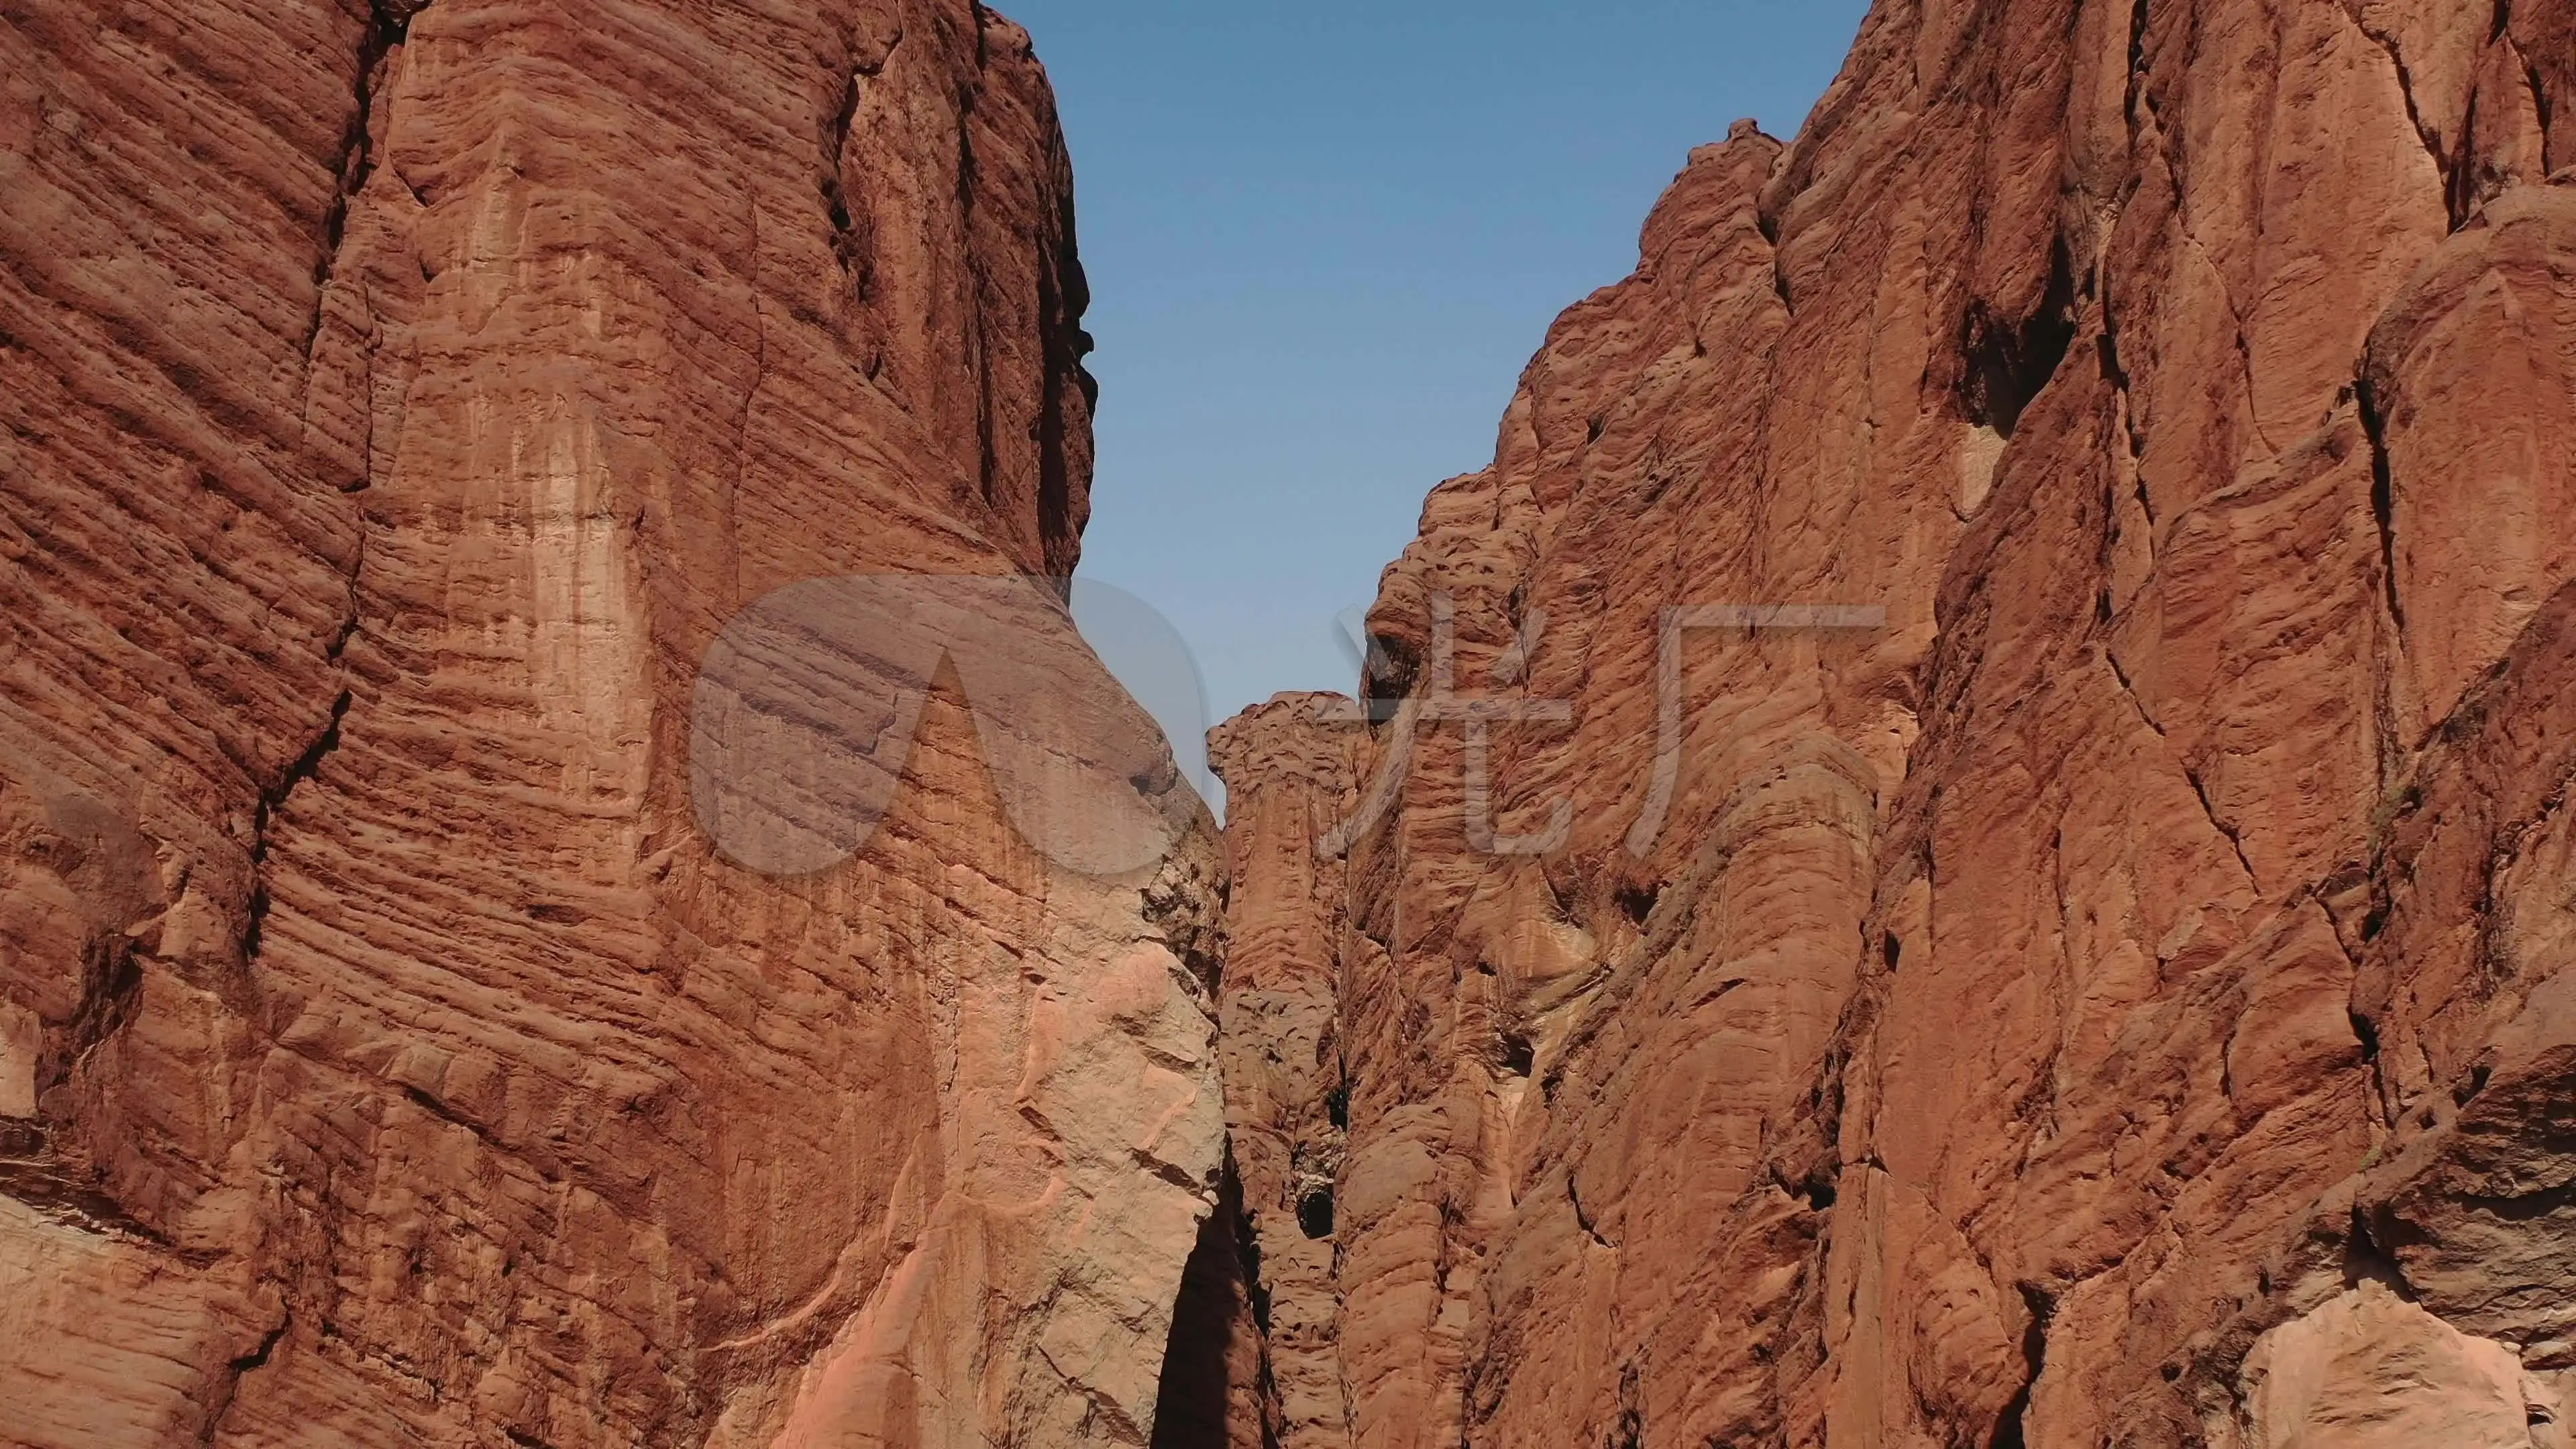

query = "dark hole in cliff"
(1615, 882), (1660, 926)
(1298, 1187), (1336, 1240)
(1149, 1175), (1250, 1449)
(1804, 1177), (1838, 1212)
(1988, 1285), (2053, 1449)
(1325, 1081), (1349, 1130)
(1130, 759), (1178, 798)
(1499, 1031), (1535, 1077)
(1882, 932), (1902, 973)
(2350, 1010), (2382, 1061)
(2096, 327), (2132, 393)
(1960, 239), (2078, 439)
(1362, 634), (1418, 722)
(2343, 1207), (2420, 1299)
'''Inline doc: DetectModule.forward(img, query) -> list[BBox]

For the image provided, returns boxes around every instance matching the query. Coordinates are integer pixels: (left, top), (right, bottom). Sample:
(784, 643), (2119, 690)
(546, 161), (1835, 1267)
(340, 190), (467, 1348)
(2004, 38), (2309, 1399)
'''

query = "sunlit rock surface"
(1202, 0), (2576, 1444)
(0, 1), (1224, 1444)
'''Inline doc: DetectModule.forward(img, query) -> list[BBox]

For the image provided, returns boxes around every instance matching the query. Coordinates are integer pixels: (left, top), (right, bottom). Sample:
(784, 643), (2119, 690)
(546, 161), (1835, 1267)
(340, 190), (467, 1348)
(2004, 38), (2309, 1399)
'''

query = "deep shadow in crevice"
(1960, 239), (2079, 439)
(1988, 1284), (2054, 1449)
(2344, 1205), (2422, 1299)
(244, 689), (354, 963)
(305, 0), (419, 362)
(1362, 634), (1418, 724)
(1149, 1164), (1260, 1449)
(2356, 370), (2408, 631)
(1297, 1186), (1335, 1240)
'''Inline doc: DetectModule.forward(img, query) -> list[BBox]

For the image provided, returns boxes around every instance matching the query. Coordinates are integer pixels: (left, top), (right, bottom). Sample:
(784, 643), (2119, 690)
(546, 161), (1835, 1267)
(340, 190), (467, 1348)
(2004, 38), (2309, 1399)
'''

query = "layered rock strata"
(0, 2), (1222, 1445)
(1203, 1), (2576, 1445)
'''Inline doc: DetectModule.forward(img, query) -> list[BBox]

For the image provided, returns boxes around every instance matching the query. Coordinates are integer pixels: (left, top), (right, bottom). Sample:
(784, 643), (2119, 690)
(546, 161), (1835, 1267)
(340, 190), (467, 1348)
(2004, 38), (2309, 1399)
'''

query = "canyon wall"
(1206, 0), (2576, 1445)
(0, 1), (1224, 1445)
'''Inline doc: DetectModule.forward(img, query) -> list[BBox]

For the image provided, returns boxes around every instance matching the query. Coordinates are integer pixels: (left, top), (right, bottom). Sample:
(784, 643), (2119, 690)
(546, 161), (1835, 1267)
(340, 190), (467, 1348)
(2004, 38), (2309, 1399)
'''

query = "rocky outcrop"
(1200, 698), (1363, 1449)
(1206, 1), (2576, 1445)
(0, 2), (1222, 1445)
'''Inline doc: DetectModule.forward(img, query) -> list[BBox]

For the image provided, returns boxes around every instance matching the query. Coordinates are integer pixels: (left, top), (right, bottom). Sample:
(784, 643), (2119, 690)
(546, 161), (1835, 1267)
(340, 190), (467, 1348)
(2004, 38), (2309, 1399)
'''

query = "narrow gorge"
(4, 0), (2575, 1446)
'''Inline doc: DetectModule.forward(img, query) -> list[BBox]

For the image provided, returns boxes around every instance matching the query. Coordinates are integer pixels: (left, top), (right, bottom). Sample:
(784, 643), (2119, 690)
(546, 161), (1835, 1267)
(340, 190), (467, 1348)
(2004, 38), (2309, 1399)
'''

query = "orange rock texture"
(1, 1), (1225, 1445)
(1203, 1), (2576, 1445)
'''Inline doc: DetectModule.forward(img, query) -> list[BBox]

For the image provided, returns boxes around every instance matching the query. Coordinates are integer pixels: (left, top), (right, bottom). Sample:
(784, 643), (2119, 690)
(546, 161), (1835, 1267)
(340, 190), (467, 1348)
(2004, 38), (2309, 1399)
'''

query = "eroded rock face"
(1201, 698), (1364, 1449)
(2222, 1284), (2567, 1449)
(1208, 1), (2576, 1445)
(0, 2), (1222, 1445)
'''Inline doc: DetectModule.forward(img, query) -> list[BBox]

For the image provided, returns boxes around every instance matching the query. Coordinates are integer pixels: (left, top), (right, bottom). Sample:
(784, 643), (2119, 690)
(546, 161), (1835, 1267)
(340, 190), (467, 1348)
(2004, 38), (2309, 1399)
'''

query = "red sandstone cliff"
(1203, 1), (2576, 1445)
(0, 2), (1224, 1444)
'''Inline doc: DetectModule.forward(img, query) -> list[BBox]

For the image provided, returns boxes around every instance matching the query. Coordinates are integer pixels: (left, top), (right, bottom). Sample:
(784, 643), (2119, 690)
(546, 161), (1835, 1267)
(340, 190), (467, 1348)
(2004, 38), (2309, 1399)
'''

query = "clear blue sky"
(1026, 1), (1874, 794)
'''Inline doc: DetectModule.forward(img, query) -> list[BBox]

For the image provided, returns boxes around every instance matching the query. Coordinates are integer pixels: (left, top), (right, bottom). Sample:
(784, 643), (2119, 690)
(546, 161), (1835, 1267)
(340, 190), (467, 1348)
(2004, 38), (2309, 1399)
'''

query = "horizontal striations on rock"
(1, 2), (1222, 1446)
(1206, 1), (2576, 1446)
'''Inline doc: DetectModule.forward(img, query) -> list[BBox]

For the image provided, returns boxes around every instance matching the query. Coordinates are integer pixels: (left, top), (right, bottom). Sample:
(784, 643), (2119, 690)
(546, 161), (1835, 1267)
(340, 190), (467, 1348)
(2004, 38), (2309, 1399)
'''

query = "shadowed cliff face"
(0, 1), (1225, 1444)
(1204, 0), (2576, 1445)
